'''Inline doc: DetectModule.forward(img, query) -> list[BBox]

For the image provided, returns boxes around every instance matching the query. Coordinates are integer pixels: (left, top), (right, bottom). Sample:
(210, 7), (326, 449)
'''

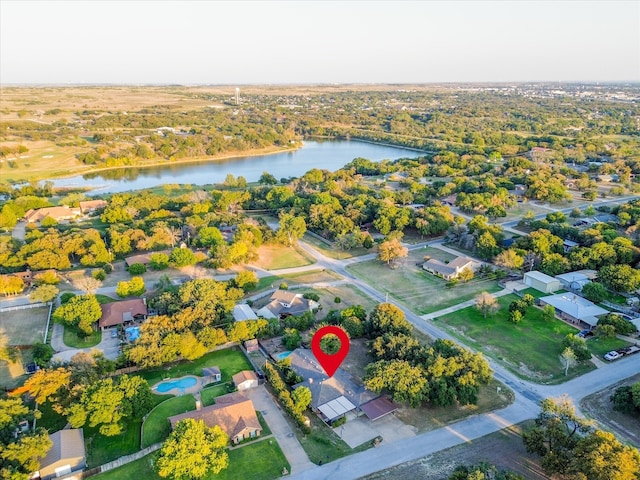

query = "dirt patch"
(581, 373), (640, 448)
(359, 421), (549, 480)
(339, 338), (372, 384)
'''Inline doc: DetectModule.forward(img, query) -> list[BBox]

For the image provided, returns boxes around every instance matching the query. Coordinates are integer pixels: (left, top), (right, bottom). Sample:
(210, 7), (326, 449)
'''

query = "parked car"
(111, 329), (118, 338)
(604, 351), (622, 361)
(577, 329), (594, 338)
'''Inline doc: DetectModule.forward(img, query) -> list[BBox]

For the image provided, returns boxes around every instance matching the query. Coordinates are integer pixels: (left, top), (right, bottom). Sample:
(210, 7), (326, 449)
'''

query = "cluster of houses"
(522, 269), (639, 330)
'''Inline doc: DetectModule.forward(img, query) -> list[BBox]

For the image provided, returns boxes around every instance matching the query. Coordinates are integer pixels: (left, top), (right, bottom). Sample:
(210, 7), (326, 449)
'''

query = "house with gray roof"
(34, 429), (86, 480)
(423, 256), (479, 281)
(256, 291), (318, 319)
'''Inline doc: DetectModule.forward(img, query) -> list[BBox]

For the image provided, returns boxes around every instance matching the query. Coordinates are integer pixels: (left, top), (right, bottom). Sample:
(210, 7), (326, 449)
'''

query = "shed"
(233, 304), (258, 322)
(360, 396), (399, 421)
(35, 429), (86, 480)
(523, 271), (560, 293)
(555, 272), (591, 291)
(233, 370), (259, 391)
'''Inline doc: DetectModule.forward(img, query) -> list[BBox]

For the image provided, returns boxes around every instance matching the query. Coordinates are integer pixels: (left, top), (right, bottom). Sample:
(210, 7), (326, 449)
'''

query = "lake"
(48, 140), (423, 195)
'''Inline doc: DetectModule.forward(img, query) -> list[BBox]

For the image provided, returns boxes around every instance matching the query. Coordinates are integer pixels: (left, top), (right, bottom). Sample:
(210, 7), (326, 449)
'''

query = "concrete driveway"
(51, 324), (121, 362)
(339, 412), (416, 449)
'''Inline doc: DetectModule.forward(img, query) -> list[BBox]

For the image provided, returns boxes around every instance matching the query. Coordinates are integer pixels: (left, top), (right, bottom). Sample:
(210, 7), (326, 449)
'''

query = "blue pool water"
(125, 326), (140, 341)
(276, 351), (292, 361)
(156, 377), (197, 393)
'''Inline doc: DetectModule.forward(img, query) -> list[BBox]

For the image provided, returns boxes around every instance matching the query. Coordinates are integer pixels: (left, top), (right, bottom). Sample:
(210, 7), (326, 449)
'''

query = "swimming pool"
(276, 351), (292, 361)
(156, 376), (198, 393)
(125, 326), (140, 341)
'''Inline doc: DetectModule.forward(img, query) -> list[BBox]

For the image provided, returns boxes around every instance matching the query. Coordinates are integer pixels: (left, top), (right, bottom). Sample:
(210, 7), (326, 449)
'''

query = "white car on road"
(604, 351), (622, 361)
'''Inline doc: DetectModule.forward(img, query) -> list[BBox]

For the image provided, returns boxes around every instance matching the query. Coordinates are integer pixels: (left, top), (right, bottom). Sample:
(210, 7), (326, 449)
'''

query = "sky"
(1, 0), (639, 85)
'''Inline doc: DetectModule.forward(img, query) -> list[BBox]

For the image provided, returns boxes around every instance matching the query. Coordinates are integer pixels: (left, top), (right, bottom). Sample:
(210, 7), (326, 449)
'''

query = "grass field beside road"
(0, 305), (49, 345)
(347, 248), (501, 315)
(435, 294), (595, 383)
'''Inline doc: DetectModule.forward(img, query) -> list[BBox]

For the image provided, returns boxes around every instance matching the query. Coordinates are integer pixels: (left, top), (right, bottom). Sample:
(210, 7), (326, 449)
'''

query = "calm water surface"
(48, 140), (423, 195)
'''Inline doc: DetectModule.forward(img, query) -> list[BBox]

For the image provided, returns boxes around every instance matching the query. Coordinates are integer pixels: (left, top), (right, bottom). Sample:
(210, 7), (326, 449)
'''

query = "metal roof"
(318, 396), (356, 421)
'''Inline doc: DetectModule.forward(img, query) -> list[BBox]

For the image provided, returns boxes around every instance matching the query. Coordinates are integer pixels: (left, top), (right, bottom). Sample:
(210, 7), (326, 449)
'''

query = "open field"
(435, 294), (596, 383)
(0, 349), (32, 388)
(0, 305), (49, 345)
(304, 285), (378, 322)
(93, 437), (290, 480)
(253, 244), (316, 270)
(303, 234), (371, 260)
(347, 248), (501, 314)
(581, 373), (640, 448)
(361, 421), (548, 480)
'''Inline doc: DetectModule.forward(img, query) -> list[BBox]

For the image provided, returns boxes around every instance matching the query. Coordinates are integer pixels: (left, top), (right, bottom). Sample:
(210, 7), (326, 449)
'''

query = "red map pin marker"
(311, 325), (350, 377)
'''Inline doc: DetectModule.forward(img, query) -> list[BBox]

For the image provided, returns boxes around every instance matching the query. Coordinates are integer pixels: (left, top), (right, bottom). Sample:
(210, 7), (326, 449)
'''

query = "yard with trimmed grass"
(586, 336), (633, 358)
(138, 347), (252, 387)
(91, 436), (290, 480)
(253, 244), (316, 270)
(347, 247), (501, 314)
(142, 395), (196, 447)
(201, 384), (232, 406)
(62, 326), (101, 348)
(303, 234), (371, 260)
(434, 294), (596, 383)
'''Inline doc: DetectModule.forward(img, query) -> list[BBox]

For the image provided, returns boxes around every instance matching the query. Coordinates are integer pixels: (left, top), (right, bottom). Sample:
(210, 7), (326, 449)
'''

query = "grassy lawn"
(0, 306), (49, 346)
(201, 384), (232, 406)
(253, 244), (316, 270)
(256, 411), (272, 436)
(142, 395), (196, 447)
(435, 294), (596, 383)
(138, 347), (252, 387)
(347, 248), (501, 314)
(85, 421), (142, 468)
(252, 275), (280, 293)
(95, 294), (117, 304)
(35, 401), (67, 432)
(93, 439), (290, 480)
(295, 411), (374, 465)
(62, 326), (102, 348)
(587, 336), (633, 357)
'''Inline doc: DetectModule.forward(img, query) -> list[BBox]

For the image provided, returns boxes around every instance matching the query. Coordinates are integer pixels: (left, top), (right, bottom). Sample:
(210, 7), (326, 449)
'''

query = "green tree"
(597, 313), (638, 336)
(277, 212), (306, 246)
(598, 264), (640, 293)
(22, 367), (71, 405)
(291, 386), (312, 414)
(169, 247), (197, 267)
(571, 429), (640, 479)
(541, 304), (556, 322)
(368, 303), (412, 336)
(365, 359), (428, 407)
(155, 419), (229, 480)
(282, 328), (302, 350)
(560, 347), (577, 376)
(259, 171), (278, 185)
(449, 463), (524, 480)
(562, 334), (591, 361)
(29, 284), (58, 304)
(377, 237), (408, 267)
(232, 270), (258, 291)
(67, 378), (125, 436)
(509, 309), (523, 324)
(127, 263), (146, 275)
(581, 282), (608, 303)
(149, 252), (170, 270)
(52, 294), (101, 336)
(522, 396), (593, 475)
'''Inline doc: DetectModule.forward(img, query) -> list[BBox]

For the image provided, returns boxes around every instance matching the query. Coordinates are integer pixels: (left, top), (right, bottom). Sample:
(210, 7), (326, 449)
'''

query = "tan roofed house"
(99, 299), (147, 329)
(168, 393), (261, 444)
(79, 200), (108, 214)
(256, 290), (318, 319)
(34, 429), (86, 480)
(423, 256), (479, 281)
(23, 206), (80, 224)
(232, 370), (259, 391)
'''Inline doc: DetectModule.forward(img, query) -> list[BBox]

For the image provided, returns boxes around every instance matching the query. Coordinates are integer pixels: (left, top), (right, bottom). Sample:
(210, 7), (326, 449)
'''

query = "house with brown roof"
(98, 299), (147, 330)
(168, 392), (261, 444)
(255, 290), (318, 319)
(79, 200), (108, 214)
(423, 256), (479, 281)
(23, 206), (80, 224)
(232, 370), (259, 391)
(33, 429), (86, 480)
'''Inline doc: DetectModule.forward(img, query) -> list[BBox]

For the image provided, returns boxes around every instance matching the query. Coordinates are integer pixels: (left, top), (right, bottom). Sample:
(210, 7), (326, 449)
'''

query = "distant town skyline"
(1, 0), (638, 85)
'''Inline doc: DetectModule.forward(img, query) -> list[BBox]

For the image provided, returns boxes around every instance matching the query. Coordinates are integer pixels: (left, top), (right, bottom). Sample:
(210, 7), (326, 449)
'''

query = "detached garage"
(523, 271), (561, 293)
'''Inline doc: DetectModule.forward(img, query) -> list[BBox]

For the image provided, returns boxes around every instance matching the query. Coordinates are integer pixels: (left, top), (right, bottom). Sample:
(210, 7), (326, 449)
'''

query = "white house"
(523, 271), (561, 293)
(423, 256), (479, 281)
(232, 370), (259, 391)
(256, 290), (318, 319)
(539, 293), (608, 327)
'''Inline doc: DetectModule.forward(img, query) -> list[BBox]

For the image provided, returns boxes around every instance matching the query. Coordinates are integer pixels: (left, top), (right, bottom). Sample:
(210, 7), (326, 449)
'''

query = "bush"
(103, 263), (113, 274)
(332, 416), (346, 428)
(127, 263), (147, 275)
(60, 292), (76, 304)
(303, 292), (320, 302)
(92, 269), (106, 281)
(149, 252), (169, 270)
(334, 296), (341, 304)
(32, 342), (54, 367)
(597, 313), (638, 336)
(279, 282), (288, 290)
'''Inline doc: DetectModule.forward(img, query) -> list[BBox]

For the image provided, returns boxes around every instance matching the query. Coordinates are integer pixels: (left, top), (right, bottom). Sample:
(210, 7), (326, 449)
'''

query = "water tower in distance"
(235, 87), (240, 105)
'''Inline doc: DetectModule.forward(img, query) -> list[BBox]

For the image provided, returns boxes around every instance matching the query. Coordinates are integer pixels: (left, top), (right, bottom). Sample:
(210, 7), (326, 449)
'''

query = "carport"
(318, 396), (356, 422)
(360, 396), (399, 421)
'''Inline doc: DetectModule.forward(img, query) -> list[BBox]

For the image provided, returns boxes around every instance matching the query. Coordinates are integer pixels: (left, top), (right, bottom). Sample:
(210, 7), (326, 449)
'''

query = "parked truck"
(604, 345), (640, 361)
